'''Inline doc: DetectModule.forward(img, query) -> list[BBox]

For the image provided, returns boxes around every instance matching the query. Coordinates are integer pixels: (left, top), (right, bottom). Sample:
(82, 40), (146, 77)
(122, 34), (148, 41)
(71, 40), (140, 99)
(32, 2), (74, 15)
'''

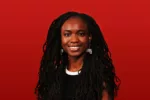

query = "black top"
(61, 70), (81, 100)
(60, 54), (99, 100)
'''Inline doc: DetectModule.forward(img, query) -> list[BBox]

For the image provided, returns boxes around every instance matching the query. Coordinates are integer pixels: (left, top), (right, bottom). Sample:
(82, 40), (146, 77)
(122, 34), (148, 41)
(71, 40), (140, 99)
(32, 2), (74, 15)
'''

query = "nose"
(70, 34), (79, 43)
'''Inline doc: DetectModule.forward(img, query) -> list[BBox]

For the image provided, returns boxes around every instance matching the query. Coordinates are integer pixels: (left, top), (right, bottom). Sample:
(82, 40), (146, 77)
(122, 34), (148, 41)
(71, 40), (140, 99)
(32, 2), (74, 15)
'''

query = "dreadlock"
(35, 11), (120, 100)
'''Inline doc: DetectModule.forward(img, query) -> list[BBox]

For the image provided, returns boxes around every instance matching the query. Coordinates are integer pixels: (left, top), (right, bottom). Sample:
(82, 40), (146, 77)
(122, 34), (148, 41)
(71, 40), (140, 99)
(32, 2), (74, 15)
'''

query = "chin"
(67, 52), (85, 58)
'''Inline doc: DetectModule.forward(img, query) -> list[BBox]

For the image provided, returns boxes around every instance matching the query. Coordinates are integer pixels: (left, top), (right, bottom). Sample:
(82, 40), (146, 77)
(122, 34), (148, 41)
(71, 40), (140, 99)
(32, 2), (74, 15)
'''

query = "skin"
(61, 17), (91, 72)
(61, 17), (109, 100)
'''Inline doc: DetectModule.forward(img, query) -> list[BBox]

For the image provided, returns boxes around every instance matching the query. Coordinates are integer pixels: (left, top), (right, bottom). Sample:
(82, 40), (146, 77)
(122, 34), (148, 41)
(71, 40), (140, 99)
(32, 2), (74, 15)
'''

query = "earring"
(60, 49), (64, 55)
(86, 41), (92, 54)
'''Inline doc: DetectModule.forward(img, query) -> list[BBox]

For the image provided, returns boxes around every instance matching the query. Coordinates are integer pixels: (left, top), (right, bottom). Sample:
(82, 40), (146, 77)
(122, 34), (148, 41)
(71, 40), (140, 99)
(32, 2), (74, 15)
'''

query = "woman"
(35, 11), (120, 100)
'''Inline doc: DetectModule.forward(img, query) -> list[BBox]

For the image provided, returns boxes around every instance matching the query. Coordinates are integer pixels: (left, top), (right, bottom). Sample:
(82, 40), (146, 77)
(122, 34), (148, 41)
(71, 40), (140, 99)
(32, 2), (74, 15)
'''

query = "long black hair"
(35, 11), (120, 100)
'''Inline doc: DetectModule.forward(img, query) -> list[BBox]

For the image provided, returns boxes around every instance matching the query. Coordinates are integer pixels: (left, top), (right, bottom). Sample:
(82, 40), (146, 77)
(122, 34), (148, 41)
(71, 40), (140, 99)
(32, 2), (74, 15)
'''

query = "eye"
(64, 33), (71, 37)
(78, 32), (86, 36)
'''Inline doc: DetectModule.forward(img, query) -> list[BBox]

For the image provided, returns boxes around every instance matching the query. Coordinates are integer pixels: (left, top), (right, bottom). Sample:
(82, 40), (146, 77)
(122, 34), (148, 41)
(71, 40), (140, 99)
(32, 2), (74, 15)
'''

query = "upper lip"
(68, 45), (80, 47)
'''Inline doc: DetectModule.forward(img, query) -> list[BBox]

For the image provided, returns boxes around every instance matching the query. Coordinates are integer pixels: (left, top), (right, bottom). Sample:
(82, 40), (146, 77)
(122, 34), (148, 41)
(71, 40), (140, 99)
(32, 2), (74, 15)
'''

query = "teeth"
(69, 47), (80, 51)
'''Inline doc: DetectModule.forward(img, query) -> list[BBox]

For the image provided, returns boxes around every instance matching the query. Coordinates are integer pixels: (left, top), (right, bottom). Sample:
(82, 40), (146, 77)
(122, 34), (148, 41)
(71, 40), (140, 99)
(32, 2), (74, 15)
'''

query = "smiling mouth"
(69, 46), (80, 51)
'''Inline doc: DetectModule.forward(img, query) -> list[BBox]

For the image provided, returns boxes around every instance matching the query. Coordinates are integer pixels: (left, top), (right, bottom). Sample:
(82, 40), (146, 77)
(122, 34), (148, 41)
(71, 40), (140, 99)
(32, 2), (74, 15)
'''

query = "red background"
(0, 0), (150, 100)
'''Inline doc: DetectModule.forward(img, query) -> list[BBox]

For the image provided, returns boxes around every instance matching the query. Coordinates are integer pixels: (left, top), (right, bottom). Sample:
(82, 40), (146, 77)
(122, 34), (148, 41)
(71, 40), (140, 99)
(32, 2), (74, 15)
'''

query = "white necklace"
(65, 68), (81, 76)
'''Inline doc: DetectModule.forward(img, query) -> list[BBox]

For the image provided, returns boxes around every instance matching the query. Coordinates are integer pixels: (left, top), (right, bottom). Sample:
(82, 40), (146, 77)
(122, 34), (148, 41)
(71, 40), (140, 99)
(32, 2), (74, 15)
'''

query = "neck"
(67, 54), (85, 72)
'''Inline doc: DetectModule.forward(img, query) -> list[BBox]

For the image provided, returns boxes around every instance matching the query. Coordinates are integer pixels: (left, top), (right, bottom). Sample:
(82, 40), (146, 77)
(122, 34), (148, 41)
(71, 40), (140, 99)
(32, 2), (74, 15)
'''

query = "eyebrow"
(63, 30), (87, 32)
(64, 30), (72, 32)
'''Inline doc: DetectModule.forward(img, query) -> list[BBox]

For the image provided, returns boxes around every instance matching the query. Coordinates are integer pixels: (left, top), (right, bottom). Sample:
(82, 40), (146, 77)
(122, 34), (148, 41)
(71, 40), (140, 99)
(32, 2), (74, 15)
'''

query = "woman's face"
(61, 17), (92, 57)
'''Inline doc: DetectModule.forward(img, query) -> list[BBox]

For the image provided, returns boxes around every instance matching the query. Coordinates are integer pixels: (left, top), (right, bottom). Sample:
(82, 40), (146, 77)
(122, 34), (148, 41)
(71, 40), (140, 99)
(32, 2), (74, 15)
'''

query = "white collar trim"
(65, 68), (81, 76)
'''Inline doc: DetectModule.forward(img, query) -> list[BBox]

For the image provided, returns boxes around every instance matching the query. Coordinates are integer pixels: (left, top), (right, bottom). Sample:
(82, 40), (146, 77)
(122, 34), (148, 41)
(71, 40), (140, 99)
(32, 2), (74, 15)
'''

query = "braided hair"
(35, 11), (120, 100)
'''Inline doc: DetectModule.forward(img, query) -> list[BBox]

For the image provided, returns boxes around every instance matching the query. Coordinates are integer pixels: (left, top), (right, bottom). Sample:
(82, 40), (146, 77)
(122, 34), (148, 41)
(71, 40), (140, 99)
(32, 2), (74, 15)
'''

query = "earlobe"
(89, 36), (92, 40)
(88, 33), (92, 40)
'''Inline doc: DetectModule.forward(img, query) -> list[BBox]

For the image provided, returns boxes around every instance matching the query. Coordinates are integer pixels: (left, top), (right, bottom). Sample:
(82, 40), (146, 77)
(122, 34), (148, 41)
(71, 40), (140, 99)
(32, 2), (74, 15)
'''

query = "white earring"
(61, 49), (64, 55)
(86, 48), (92, 54)
(86, 41), (92, 54)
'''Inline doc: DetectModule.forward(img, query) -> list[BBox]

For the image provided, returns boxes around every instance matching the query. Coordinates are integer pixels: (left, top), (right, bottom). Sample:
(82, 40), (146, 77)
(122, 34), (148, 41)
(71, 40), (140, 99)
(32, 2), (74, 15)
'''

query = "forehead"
(61, 17), (87, 30)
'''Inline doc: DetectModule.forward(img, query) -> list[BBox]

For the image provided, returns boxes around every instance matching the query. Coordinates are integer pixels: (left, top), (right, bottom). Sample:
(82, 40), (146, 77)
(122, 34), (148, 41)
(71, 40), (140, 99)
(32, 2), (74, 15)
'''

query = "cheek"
(61, 37), (68, 47)
(80, 38), (89, 48)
